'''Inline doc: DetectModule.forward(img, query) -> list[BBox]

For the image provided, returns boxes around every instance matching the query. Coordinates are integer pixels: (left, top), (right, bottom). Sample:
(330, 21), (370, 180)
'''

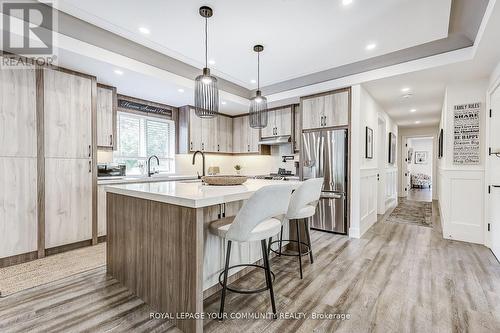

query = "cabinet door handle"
(88, 160), (92, 173)
(217, 144), (220, 152)
(190, 142), (193, 151)
(109, 134), (113, 146)
(247, 144), (250, 152)
(202, 143), (204, 151)
(88, 145), (91, 157)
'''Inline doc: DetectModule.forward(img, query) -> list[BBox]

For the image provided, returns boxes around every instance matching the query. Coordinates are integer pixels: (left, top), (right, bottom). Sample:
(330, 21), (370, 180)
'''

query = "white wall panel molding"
(438, 168), (485, 244)
(360, 168), (378, 235)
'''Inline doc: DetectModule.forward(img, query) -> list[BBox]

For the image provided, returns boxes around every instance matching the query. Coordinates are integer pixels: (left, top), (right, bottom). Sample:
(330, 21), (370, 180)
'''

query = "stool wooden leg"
(304, 218), (314, 264)
(219, 240), (232, 320)
(261, 239), (277, 315)
(296, 220), (303, 279)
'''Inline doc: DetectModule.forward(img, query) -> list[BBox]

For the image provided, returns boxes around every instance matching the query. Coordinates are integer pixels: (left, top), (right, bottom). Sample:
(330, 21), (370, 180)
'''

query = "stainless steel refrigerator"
(302, 129), (348, 234)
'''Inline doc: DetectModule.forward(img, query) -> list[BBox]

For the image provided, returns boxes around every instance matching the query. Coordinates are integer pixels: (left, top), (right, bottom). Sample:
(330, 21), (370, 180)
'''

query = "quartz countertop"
(104, 178), (301, 208)
(97, 174), (198, 185)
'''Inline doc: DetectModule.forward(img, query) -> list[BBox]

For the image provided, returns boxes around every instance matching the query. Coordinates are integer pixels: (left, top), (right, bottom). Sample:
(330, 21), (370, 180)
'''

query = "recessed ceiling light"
(365, 43), (376, 51)
(250, 79), (257, 84)
(114, 69), (124, 75)
(138, 27), (150, 34)
(177, 88), (184, 93)
(410, 108), (417, 113)
(401, 87), (411, 93)
(342, 0), (353, 5)
(415, 121), (421, 124)
(208, 59), (216, 65)
(221, 101), (227, 105)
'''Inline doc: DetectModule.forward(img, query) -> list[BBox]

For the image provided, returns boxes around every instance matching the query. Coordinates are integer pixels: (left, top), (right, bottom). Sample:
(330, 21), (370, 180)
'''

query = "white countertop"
(104, 179), (301, 208)
(97, 174), (198, 185)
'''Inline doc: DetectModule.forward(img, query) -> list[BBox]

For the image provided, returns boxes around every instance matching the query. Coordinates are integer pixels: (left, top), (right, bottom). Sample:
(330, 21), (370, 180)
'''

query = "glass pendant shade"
(195, 6), (219, 119)
(249, 44), (268, 129)
(249, 90), (268, 128)
(195, 67), (219, 118)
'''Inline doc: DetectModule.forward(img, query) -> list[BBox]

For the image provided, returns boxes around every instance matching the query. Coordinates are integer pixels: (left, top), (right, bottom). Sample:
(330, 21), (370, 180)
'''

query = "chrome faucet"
(147, 155), (160, 177)
(192, 150), (206, 179)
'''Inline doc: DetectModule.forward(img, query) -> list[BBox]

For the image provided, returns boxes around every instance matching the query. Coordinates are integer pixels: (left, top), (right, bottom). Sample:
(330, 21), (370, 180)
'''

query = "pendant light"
(249, 45), (268, 128)
(194, 6), (219, 118)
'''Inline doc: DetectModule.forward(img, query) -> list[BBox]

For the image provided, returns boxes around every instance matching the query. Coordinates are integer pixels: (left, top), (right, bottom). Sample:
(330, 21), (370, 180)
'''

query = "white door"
(489, 86), (500, 259)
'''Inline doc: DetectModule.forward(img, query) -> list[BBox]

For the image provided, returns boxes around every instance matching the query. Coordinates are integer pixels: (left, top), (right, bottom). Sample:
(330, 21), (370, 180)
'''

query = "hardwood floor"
(407, 188), (432, 202)
(1, 202), (499, 333)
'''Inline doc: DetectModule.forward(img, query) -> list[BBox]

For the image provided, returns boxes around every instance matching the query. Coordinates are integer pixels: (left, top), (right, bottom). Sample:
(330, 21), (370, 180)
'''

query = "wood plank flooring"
(1, 202), (499, 333)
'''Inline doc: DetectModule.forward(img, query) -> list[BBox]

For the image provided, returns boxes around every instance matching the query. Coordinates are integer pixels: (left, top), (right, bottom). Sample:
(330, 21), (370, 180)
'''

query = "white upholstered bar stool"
(269, 178), (323, 279)
(209, 184), (293, 319)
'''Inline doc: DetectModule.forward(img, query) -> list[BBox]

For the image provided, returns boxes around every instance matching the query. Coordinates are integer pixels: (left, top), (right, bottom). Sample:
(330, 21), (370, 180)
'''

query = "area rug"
(385, 198), (432, 227)
(0, 243), (106, 297)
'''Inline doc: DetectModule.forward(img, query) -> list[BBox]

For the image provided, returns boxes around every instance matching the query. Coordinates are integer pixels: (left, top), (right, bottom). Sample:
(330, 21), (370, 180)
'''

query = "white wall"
(350, 84), (398, 238)
(437, 80), (488, 245)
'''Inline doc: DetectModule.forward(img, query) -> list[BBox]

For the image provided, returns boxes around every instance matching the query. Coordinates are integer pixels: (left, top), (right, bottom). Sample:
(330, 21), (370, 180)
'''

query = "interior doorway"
(404, 136), (434, 202)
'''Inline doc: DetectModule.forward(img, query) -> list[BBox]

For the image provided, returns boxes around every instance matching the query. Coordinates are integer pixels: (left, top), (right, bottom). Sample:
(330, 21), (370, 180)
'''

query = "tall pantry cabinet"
(0, 63), (97, 266)
(0, 65), (38, 260)
(43, 69), (94, 248)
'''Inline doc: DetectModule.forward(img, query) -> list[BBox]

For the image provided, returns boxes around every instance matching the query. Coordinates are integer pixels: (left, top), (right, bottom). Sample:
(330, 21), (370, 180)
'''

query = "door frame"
(377, 116), (386, 214)
(400, 135), (436, 200)
(485, 78), (500, 256)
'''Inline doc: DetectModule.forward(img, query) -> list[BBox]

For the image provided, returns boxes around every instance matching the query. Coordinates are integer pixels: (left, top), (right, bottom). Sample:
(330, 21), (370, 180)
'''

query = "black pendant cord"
(205, 17), (208, 69)
(257, 51), (260, 91)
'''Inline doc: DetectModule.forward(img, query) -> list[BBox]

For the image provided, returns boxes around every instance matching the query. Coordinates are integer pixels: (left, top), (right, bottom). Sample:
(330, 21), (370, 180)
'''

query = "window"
(114, 112), (175, 175)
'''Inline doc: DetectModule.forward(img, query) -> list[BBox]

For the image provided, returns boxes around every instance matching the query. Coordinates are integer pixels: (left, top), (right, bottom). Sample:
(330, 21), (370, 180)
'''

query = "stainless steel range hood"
(258, 135), (291, 146)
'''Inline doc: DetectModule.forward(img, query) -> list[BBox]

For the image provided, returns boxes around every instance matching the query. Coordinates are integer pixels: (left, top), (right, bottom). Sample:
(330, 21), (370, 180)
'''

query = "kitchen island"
(105, 179), (300, 333)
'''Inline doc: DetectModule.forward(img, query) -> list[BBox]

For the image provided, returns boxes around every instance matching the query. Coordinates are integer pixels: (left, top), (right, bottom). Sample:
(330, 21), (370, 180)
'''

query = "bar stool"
(269, 178), (323, 279)
(209, 184), (293, 319)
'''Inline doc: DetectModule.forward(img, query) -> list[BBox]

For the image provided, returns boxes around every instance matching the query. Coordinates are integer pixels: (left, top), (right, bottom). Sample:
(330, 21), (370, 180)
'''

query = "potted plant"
(234, 164), (242, 175)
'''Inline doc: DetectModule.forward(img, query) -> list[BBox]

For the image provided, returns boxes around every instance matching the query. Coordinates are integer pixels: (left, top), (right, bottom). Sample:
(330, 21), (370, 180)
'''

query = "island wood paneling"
(107, 193), (204, 333)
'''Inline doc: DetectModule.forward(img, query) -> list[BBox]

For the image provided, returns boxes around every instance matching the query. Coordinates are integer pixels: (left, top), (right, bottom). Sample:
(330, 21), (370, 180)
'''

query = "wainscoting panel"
(438, 169), (485, 244)
(385, 168), (398, 208)
(360, 169), (378, 234)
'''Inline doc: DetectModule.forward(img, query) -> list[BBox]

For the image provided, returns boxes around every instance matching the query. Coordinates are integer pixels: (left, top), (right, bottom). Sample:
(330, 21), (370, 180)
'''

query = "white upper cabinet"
(0, 65), (37, 157)
(44, 69), (92, 159)
(302, 90), (349, 130)
(96, 85), (116, 149)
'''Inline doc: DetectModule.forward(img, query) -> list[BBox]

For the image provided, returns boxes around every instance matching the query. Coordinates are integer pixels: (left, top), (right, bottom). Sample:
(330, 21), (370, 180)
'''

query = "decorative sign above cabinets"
(118, 97), (173, 118)
(453, 102), (481, 165)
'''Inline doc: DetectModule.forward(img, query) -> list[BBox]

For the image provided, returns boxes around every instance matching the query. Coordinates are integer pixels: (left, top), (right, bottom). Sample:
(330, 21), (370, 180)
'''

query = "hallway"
(407, 188), (432, 202)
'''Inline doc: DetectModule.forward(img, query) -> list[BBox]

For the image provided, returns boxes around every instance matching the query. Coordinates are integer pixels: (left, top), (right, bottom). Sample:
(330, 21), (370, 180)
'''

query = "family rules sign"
(453, 102), (481, 165)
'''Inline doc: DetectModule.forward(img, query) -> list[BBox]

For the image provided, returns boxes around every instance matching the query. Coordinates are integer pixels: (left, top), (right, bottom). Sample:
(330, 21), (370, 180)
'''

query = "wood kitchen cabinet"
(97, 185), (106, 237)
(0, 64), (38, 260)
(293, 104), (300, 153)
(232, 115), (259, 153)
(302, 89), (349, 130)
(45, 158), (93, 248)
(0, 66), (37, 157)
(96, 84), (116, 149)
(261, 106), (292, 138)
(186, 107), (233, 153)
(43, 68), (95, 249)
(44, 69), (93, 159)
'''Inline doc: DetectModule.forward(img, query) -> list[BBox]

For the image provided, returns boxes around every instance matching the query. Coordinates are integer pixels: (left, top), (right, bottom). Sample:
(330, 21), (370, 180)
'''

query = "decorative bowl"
(201, 175), (248, 186)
